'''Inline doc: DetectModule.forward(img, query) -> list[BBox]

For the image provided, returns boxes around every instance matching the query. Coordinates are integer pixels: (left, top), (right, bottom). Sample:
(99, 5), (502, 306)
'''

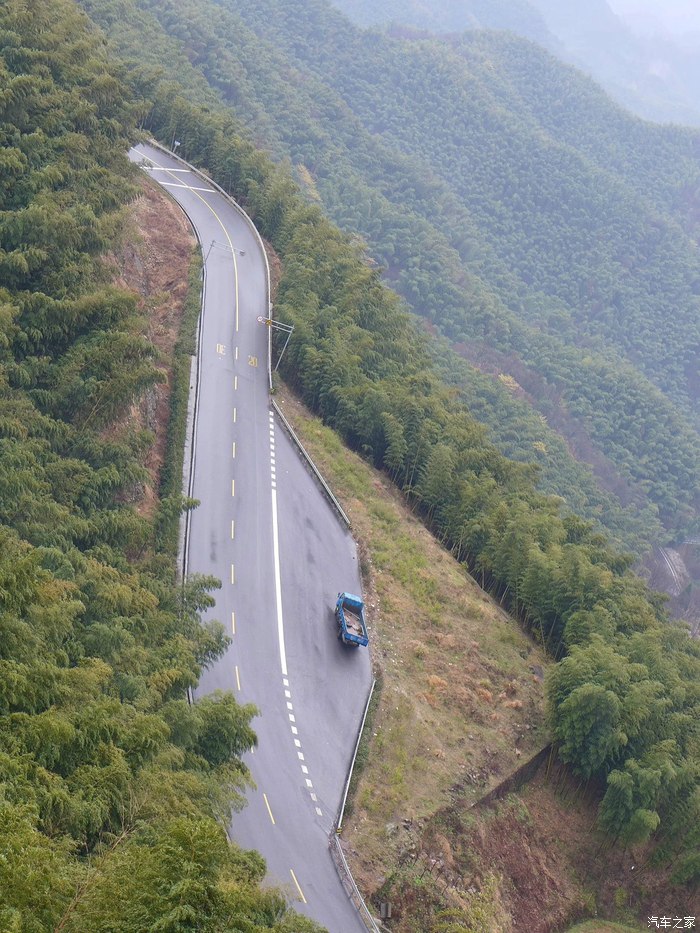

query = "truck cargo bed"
(335, 592), (369, 647)
(342, 605), (364, 636)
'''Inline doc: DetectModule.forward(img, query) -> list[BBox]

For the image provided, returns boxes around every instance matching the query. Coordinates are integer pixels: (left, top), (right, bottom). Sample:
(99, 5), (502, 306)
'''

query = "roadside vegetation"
(123, 81), (699, 893)
(80, 0), (700, 554)
(0, 2), (323, 927)
(2, 0), (699, 926)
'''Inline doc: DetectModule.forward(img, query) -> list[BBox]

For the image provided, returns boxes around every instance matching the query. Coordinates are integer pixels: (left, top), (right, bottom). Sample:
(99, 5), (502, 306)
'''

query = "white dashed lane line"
(269, 410), (276, 490)
(269, 414), (321, 816)
(281, 679), (322, 817)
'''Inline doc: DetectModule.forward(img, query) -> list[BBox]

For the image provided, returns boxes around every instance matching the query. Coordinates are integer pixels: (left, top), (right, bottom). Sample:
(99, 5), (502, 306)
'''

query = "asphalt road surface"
(129, 143), (372, 932)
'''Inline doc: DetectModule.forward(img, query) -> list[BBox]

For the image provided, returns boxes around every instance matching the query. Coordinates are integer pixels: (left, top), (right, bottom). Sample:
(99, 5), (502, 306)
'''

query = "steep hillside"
(80, 0), (700, 554)
(4, 0), (697, 924)
(29, 0), (697, 900)
(330, 0), (554, 45)
(333, 0), (700, 125)
(0, 1), (324, 927)
(82, 53), (700, 894)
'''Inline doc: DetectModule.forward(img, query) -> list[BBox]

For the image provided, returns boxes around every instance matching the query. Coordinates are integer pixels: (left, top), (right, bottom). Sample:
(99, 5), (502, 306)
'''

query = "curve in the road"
(129, 143), (372, 933)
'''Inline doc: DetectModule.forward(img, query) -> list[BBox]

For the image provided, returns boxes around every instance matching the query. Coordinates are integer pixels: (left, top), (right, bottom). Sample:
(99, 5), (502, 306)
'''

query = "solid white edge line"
(271, 487), (288, 676)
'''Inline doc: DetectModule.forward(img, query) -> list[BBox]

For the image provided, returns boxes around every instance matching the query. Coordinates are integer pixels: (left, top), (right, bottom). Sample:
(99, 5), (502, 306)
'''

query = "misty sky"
(607, 0), (700, 36)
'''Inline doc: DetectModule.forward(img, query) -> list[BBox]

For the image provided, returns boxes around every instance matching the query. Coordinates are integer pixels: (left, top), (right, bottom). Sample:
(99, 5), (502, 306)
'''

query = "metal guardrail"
(146, 138), (272, 351)
(271, 398), (351, 529)
(331, 835), (382, 933)
(332, 678), (381, 933)
(336, 678), (376, 833)
(181, 241), (205, 585)
(145, 139), (377, 930)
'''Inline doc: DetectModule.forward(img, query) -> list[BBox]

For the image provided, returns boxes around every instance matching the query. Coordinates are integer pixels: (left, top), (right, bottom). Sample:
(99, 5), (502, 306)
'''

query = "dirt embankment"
(372, 758), (700, 932)
(105, 177), (196, 516)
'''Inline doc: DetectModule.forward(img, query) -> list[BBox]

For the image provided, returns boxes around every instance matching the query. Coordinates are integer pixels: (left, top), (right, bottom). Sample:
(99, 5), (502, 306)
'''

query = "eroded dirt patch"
(105, 177), (196, 516)
(382, 762), (700, 932)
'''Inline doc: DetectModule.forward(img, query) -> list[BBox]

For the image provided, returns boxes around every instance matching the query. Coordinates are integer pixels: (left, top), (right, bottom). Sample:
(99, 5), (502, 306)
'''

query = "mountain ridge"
(84, 0), (700, 550)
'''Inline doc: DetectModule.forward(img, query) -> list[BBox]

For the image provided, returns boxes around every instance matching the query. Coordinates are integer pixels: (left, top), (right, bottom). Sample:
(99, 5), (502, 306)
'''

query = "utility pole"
(258, 315), (294, 372)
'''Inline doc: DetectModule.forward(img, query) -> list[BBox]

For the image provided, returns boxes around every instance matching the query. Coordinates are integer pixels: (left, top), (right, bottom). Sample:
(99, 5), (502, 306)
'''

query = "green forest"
(137, 78), (700, 882)
(80, 0), (700, 555)
(331, 0), (700, 128)
(78, 0), (699, 886)
(2, 0), (699, 925)
(0, 1), (323, 927)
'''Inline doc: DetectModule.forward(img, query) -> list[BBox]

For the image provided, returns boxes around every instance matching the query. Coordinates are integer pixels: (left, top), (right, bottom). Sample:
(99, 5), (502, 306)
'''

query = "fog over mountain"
(608, 0), (700, 37)
(332, 0), (700, 124)
(530, 0), (700, 123)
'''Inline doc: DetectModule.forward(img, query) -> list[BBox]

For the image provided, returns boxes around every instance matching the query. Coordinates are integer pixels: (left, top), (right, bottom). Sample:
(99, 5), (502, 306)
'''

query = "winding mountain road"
(129, 142), (371, 932)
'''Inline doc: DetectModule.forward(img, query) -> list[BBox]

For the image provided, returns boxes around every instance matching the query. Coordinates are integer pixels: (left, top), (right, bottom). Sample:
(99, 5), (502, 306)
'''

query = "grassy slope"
(276, 388), (700, 931)
(275, 391), (549, 851)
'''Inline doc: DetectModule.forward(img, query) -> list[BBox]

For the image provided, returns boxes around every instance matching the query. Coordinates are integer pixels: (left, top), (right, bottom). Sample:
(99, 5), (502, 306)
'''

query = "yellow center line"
(231, 611), (235, 634)
(263, 793), (275, 825)
(235, 665), (241, 691)
(138, 149), (239, 331)
(290, 869), (307, 904)
(234, 268), (238, 331)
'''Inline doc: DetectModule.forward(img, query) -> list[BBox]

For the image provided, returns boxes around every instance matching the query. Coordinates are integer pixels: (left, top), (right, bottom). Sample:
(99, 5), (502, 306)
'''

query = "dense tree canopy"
(82, 0), (700, 553)
(0, 1), (325, 927)
(2, 0), (698, 920)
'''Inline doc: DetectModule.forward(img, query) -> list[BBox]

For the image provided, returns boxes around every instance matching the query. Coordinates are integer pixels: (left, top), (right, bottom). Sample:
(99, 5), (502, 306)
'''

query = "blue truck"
(335, 592), (369, 647)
